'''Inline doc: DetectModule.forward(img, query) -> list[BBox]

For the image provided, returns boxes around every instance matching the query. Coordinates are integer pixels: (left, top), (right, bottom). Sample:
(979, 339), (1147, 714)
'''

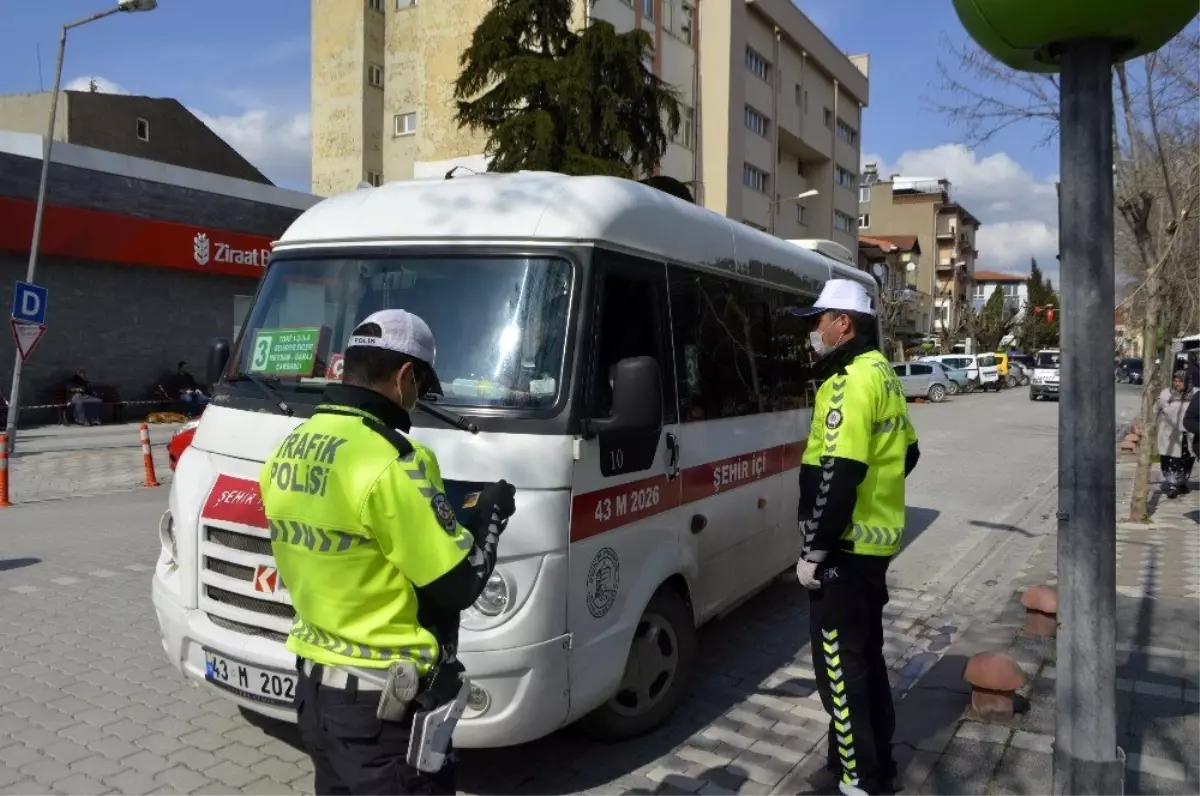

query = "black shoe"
(1165, 485), (1179, 499)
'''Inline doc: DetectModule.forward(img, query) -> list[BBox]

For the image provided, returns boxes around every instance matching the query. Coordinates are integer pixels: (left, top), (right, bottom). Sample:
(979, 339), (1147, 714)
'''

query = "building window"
(823, 108), (833, 128)
(794, 84), (802, 106)
(135, 117), (150, 142)
(836, 165), (857, 191)
(366, 170), (383, 187)
(744, 105), (769, 138)
(859, 185), (871, 203)
(797, 204), (808, 225)
(836, 118), (858, 145)
(680, 3), (694, 43)
(745, 47), (770, 82)
(743, 163), (769, 193)
(973, 284), (988, 299)
(394, 112), (417, 136)
(662, 0), (673, 30)
(859, 214), (870, 229)
(803, 90), (809, 113)
(368, 0), (383, 10)
(368, 64), (384, 87)
(1003, 283), (1018, 297)
(834, 210), (855, 234)
(675, 107), (694, 149)
(397, 0), (415, 7)
(642, 0), (654, 20)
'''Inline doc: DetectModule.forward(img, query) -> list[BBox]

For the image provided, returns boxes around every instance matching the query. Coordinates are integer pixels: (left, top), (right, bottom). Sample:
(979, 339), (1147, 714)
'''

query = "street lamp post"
(4, 0), (157, 452)
(767, 188), (819, 235)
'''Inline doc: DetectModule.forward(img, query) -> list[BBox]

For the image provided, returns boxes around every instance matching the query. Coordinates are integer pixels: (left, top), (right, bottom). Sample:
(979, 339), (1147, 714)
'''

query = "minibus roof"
(275, 171), (874, 297)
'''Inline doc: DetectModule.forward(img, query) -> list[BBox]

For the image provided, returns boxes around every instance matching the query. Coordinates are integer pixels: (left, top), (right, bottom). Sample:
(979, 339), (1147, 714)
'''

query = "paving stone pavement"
(6, 423), (177, 505)
(1015, 459), (1200, 603)
(774, 459), (1200, 796)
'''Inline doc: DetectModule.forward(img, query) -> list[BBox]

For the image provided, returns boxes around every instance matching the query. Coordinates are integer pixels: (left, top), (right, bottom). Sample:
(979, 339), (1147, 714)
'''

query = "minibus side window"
(668, 268), (772, 421)
(766, 290), (818, 411)
(588, 250), (678, 426)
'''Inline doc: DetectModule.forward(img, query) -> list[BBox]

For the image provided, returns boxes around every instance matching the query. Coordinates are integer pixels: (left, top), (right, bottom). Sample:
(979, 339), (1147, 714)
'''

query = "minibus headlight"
(159, 510), (177, 566)
(474, 572), (510, 616)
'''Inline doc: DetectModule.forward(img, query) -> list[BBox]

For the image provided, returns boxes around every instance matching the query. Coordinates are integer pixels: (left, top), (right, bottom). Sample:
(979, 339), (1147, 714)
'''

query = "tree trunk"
(1129, 267), (1162, 521)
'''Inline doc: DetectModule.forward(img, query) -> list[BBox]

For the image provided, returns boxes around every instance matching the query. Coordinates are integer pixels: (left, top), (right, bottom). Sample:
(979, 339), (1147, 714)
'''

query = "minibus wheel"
(580, 588), (697, 740)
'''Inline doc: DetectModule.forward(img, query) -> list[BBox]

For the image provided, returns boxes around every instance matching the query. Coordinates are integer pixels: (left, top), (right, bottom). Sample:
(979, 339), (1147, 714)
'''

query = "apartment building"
(858, 166), (981, 337)
(310, 0), (868, 250)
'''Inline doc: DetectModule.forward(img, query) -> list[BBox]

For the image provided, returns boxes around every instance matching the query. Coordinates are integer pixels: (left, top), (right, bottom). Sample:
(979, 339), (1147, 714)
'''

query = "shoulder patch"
(431, 493), (457, 534)
(825, 408), (844, 429)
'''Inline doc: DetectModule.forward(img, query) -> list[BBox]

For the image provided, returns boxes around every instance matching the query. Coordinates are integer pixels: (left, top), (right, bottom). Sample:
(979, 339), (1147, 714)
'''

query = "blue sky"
(0, 0), (1067, 275)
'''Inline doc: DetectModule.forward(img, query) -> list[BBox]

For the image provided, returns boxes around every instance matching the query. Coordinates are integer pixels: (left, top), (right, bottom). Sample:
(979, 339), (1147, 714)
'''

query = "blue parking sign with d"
(12, 281), (47, 325)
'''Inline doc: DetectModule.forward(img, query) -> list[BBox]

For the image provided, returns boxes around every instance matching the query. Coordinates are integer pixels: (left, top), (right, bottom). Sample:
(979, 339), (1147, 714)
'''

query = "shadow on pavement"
(967, 518), (1038, 538)
(0, 556), (41, 572)
(897, 506), (939, 557)
(231, 577), (817, 794)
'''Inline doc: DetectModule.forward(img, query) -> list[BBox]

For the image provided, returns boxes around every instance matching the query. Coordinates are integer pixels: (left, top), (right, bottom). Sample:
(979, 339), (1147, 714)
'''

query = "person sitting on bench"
(67, 369), (103, 426)
(169, 361), (208, 417)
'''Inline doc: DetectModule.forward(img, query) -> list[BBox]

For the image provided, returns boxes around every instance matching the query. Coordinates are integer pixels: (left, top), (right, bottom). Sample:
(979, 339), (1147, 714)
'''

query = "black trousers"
(808, 552), (896, 795)
(296, 662), (456, 795)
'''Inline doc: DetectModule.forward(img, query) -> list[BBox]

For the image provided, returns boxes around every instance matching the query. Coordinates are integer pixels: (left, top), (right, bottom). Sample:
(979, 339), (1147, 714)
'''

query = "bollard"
(139, 424), (160, 488)
(0, 432), (9, 507)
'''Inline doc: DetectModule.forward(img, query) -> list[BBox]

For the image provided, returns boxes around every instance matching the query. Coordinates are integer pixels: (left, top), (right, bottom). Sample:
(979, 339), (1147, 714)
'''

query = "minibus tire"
(579, 589), (698, 741)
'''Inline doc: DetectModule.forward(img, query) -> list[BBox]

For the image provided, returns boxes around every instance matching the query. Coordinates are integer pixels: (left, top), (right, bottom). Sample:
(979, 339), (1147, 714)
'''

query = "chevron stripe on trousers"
(808, 552), (897, 795)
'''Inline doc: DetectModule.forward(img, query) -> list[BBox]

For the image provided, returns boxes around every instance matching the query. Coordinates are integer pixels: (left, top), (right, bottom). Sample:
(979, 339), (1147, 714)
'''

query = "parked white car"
(920, 354), (1001, 391)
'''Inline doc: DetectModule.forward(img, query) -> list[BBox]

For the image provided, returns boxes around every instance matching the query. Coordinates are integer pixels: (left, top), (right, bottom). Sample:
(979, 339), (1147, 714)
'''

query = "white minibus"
(152, 171), (880, 747)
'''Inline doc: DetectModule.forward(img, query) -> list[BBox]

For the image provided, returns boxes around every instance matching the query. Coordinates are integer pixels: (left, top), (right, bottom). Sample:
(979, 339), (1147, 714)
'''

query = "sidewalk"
(777, 459), (1199, 795)
(4, 422), (178, 504)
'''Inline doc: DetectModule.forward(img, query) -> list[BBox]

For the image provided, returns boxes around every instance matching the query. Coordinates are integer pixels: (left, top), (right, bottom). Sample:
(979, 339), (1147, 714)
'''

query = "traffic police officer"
(792, 280), (920, 796)
(260, 309), (516, 795)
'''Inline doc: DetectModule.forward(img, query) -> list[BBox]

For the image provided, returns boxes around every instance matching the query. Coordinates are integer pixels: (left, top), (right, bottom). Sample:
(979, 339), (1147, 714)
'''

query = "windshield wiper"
(417, 399), (480, 434)
(227, 372), (294, 416)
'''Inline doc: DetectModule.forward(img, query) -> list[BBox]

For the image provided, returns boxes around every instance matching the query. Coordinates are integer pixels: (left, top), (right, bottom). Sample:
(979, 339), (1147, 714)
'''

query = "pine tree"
(1020, 258), (1061, 350)
(454, 0), (681, 178)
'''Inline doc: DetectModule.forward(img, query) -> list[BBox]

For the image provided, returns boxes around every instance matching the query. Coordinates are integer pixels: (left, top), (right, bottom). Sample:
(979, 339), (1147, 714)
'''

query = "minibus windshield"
(1036, 351), (1060, 369)
(228, 254), (573, 410)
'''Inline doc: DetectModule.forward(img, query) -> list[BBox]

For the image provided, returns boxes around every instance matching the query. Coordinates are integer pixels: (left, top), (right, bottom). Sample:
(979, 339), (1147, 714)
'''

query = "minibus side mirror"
(207, 338), (231, 387)
(585, 356), (662, 438)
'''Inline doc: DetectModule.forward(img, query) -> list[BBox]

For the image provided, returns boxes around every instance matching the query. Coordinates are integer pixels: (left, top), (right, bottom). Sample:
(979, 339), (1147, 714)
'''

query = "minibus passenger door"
(566, 254), (685, 718)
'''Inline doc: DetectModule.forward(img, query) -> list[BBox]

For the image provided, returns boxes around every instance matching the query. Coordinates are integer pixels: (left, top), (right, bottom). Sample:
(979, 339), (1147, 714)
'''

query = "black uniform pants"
(808, 552), (896, 795)
(295, 662), (455, 795)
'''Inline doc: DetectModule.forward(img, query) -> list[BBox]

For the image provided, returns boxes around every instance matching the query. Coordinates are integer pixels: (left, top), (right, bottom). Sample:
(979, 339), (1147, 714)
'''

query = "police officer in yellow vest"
(260, 309), (516, 795)
(792, 280), (920, 796)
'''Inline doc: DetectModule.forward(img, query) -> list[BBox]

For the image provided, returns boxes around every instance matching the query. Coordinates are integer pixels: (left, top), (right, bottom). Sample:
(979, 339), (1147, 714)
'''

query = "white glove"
(795, 549), (827, 590)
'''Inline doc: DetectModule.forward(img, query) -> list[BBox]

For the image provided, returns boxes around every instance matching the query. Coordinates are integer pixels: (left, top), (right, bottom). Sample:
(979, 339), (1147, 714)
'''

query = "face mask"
(809, 330), (831, 357)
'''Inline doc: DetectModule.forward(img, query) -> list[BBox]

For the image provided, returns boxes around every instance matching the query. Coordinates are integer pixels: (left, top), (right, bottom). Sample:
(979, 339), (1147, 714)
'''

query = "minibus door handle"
(665, 432), (680, 480)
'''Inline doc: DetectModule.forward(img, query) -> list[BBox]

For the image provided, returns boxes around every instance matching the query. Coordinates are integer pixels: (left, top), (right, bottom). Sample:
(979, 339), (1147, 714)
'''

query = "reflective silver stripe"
(872, 416), (909, 435)
(293, 620), (436, 664)
(843, 523), (902, 547)
(268, 518), (371, 553)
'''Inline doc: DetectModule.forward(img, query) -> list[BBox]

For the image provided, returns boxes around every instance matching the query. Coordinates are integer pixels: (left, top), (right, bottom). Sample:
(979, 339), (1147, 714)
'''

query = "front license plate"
(204, 649), (296, 707)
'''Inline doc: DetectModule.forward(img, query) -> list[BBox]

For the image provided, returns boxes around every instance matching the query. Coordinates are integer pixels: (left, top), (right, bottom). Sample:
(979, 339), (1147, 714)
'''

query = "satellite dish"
(871, 263), (885, 279)
(906, 262), (917, 272)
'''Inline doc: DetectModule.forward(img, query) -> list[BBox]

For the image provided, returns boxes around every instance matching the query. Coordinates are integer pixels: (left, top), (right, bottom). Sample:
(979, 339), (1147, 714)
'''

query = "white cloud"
(863, 144), (1060, 279)
(192, 107), (311, 190)
(64, 75), (130, 94)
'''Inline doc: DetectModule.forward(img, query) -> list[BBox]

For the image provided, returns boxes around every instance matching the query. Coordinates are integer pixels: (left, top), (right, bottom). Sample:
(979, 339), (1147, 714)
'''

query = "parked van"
(920, 354), (1000, 389)
(152, 172), (880, 747)
(1030, 348), (1061, 401)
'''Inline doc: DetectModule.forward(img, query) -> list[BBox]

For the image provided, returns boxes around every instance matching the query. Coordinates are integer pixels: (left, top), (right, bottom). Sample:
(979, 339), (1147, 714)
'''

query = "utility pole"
(1055, 39), (1122, 795)
(3, 0), (157, 452)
